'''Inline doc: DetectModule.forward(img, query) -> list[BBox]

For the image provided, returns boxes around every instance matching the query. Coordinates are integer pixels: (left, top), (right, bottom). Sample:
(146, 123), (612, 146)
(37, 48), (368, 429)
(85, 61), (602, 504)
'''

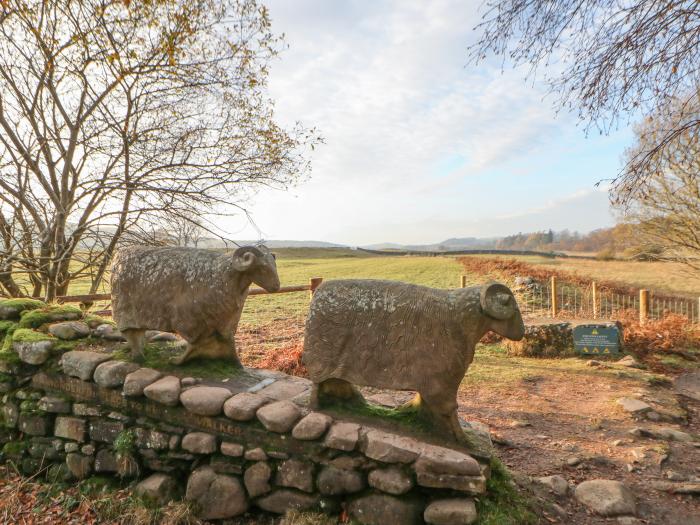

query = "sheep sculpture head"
(111, 244), (279, 365)
(302, 279), (525, 445)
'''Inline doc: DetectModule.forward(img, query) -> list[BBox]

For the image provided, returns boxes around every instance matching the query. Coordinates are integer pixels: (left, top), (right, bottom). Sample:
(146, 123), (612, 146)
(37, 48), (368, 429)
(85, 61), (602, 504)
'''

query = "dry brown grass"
(459, 255), (699, 300)
(469, 254), (700, 297)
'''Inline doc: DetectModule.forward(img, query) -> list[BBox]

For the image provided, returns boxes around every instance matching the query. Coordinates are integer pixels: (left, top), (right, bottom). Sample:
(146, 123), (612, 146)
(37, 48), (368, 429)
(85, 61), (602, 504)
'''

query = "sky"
(221, 0), (634, 246)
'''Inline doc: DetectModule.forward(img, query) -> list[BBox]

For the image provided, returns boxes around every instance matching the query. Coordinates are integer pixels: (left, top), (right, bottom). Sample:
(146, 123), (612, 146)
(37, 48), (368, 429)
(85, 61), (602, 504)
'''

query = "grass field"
(240, 252), (469, 327)
(469, 254), (700, 296)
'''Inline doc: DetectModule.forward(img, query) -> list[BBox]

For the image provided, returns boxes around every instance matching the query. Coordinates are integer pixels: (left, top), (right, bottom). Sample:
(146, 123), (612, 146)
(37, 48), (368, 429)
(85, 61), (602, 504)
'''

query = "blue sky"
(222, 0), (635, 245)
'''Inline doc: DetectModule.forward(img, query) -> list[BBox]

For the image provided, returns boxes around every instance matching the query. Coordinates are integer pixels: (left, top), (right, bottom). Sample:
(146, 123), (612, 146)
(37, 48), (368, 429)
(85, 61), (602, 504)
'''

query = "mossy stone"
(18, 305), (82, 329)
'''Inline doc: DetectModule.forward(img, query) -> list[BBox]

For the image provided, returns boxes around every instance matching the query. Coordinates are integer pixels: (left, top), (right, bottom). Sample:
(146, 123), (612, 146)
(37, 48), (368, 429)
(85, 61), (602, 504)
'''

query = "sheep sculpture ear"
(232, 247), (258, 271)
(480, 282), (515, 320)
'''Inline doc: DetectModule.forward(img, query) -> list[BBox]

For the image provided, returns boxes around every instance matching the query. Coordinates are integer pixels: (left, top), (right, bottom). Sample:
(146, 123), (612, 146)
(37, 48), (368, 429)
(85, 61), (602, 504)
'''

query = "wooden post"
(591, 281), (598, 319)
(639, 289), (649, 325)
(309, 277), (323, 298)
(550, 276), (558, 318)
(460, 275), (468, 288)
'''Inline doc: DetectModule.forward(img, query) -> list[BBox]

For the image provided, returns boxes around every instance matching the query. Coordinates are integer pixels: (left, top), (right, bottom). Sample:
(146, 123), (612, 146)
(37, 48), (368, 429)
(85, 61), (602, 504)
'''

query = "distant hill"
(197, 238), (347, 249)
(363, 237), (498, 252)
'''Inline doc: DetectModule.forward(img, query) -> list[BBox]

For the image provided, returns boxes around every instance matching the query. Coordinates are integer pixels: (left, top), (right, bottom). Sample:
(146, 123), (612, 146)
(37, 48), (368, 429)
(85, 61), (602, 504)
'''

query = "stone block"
(54, 417), (86, 442)
(185, 466), (248, 519)
(317, 466), (365, 495)
(221, 441), (244, 457)
(89, 420), (124, 443)
(255, 489), (318, 514)
(93, 361), (139, 388)
(348, 494), (423, 525)
(122, 368), (163, 397)
(416, 472), (486, 494)
(244, 447), (268, 461)
(292, 412), (332, 441)
(135, 427), (171, 450)
(324, 421), (360, 451)
(19, 413), (49, 436)
(223, 392), (269, 421)
(66, 453), (93, 479)
(94, 449), (118, 473)
(424, 498), (478, 525)
(48, 321), (90, 340)
(61, 351), (111, 381)
(276, 458), (314, 493)
(256, 400), (301, 433)
(180, 386), (232, 416)
(143, 376), (181, 406)
(362, 429), (422, 464)
(574, 479), (636, 517)
(244, 461), (272, 497)
(182, 432), (217, 454)
(15, 340), (53, 365)
(135, 473), (180, 505)
(414, 445), (481, 476)
(38, 396), (71, 414)
(73, 403), (102, 416)
(368, 466), (414, 495)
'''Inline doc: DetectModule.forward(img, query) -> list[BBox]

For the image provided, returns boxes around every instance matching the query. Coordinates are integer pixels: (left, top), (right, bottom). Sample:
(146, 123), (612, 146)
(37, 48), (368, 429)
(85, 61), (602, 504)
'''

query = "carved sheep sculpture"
(111, 245), (279, 365)
(302, 279), (525, 443)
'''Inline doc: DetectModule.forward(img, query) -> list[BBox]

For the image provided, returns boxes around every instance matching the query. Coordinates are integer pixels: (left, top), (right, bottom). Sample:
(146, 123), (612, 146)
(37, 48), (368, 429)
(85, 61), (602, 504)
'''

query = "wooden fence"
(462, 275), (699, 324)
(55, 277), (324, 317)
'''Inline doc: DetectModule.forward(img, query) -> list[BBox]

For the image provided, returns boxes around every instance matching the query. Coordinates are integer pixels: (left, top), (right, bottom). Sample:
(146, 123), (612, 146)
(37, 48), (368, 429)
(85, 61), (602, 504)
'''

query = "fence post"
(640, 289), (649, 325)
(591, 281), (598, 319)
(550, 276), (558, 318)
(460, 275), (467, 288)
(309, 277), (323, 298)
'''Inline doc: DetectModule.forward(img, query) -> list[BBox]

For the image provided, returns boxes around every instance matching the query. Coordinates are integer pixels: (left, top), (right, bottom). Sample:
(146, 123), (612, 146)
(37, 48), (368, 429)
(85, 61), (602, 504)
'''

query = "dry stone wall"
(0, 305), (493, 525)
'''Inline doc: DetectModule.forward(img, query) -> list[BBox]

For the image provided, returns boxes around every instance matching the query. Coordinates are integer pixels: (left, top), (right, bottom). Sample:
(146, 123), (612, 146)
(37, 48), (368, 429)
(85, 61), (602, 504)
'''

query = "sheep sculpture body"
(111, 245), (279, 365)
(303, 279), (525, 443)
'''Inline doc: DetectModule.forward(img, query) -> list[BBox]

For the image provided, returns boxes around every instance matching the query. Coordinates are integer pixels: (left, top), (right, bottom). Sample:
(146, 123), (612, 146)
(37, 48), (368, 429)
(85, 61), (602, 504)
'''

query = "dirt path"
(458, 359), (700, 524)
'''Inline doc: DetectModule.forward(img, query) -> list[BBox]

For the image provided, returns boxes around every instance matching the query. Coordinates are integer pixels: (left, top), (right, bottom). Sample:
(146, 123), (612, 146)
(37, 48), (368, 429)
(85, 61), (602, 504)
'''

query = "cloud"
(216, 0), (629, 245)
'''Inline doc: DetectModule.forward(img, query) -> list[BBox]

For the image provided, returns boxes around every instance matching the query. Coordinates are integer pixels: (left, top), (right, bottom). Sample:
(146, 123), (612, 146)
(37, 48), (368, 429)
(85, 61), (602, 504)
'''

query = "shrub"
(595, 247), (616, 260)
(618, 310), (699, 355)
(503, 323), (574, 358)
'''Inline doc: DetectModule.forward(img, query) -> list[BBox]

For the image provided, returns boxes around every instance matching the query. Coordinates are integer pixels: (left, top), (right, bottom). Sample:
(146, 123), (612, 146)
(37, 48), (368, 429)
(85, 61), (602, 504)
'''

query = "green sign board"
(573, 324), (621, 356)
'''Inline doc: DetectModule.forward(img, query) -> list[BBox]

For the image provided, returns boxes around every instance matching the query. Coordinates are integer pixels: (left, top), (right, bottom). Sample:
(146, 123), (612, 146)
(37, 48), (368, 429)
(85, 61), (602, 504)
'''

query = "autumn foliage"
(255, 341), (308, 378)
(617, 311), (700, 355)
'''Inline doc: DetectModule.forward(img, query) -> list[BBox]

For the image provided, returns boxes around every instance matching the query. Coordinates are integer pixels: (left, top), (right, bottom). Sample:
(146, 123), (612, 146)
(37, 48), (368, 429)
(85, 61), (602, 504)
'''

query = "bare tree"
(0, 0), (319, 300)
(469, 1), (700, 200)
(615, 91), (700, 271)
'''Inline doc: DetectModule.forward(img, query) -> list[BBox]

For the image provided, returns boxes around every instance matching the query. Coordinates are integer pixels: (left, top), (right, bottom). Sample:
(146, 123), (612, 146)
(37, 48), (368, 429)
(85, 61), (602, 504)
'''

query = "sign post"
(573, 323), (622, 357)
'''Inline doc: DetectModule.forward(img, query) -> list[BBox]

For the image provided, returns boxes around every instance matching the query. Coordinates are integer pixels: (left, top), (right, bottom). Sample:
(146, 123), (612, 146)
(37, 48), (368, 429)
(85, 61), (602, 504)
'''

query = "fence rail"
(55, 277), (324, 318)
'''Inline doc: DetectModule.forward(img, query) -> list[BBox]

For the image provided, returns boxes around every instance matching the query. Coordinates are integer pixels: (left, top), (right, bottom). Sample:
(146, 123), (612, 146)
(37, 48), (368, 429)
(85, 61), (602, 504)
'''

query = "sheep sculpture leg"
(171, 332), (241, 367)
(310, 378), (365, 409)
(402, 390), (467, 444)
(123, 329), (146, 361)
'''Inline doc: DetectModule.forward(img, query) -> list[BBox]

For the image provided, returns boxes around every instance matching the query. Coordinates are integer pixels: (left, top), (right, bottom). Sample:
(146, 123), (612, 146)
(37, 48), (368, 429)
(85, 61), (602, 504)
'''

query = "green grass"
(462, 344), (664, 389)
(241, 255), (470, 327)
(476, 457), (537, 525)
(112, 343), (248, 380)
(324, 397), (434, 434)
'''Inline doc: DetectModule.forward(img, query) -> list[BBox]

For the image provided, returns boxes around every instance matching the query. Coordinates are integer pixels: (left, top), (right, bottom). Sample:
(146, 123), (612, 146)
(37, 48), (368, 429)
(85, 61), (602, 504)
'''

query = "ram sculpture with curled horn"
(111, 244), (280, 365)
(303, 279), (525, 443)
